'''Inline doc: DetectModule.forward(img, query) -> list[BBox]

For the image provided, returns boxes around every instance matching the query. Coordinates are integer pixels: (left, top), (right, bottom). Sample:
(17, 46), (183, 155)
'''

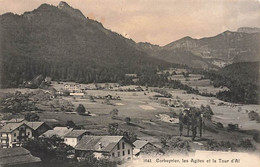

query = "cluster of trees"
(23, 136), (73, 165)
(200, 62), (259, 104)
(0, 91), (37, 114)
(108, 123), (137, 143)
(160, 136), (190, 155)
(1, 53), (170, 88)
(24, 113), (40, 122)
(179, 106), (214, 140)
(137, 74), (200, 94)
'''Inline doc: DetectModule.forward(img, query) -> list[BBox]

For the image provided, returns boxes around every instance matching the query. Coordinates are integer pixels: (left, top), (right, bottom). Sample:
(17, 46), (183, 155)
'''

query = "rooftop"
(25, 122), (46, 130)
(64, 129), (88, 138)
(133, 140), (150, 149)
(0, 123), (32, 133)
(75, 136), (128, 153)
(40, 127), (73, 138)
(0, 147), (41, 166)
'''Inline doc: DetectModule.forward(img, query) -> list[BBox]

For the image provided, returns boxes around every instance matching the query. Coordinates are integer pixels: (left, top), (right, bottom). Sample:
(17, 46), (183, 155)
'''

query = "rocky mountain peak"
(58, 1), (71, 9)
(57, 1), (86, 20)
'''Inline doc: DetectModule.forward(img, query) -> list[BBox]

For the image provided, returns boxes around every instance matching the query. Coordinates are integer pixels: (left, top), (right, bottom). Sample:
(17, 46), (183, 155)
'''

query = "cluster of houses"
(0, 118), (163, 166)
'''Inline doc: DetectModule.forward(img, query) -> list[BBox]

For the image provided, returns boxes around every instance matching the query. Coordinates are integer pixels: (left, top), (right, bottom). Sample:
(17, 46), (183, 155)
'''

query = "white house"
(75, 136), (134, 161)
(0, 123), (34, 148)
(64, 129), (89, 147)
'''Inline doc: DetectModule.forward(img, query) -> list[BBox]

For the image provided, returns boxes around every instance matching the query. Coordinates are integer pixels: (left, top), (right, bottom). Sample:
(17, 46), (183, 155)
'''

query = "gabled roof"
(75, 136), (133, 153)
(0, 147), (41, 166)
(133, 140), (150, 149)
(64, 129), (88, 138)
(25, 122), (48, 131)
(40, 127), (73, 138)
(0, 123), (33, 133)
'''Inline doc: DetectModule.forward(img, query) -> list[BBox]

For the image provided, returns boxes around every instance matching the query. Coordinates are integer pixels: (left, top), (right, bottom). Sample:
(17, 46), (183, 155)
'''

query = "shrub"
(248, 111), (260, 121)
(24, 113), (40, 122)
(110, 109), (119, 119)
(125, 117), (131, 124)
(76, 104), (86, 115)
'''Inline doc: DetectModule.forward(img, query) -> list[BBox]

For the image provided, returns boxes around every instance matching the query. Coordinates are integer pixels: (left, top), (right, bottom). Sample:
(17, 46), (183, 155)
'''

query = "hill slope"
(0, 2), (170, 87)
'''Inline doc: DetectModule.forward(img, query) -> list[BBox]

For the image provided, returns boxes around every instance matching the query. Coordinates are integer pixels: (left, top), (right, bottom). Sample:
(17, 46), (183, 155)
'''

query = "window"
(122, 142), (125, 149)
(128, 149), (130, 155)
(122, 151), (125, 156)
(28, 132), (30, 136)
(14, 139), (16, 142)
(117, 152), (120, 157)
(112, 153), (115, 157)
(14, 133), (16, 137)
(117, 143), (120, 150)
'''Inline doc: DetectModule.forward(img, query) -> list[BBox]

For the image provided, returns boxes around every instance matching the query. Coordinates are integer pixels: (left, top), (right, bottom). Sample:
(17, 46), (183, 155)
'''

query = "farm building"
(64, 129), (90, 147)
(25, 122), (51, 138)
(75, 136), (134, 161)
(64, 84), (82, 93)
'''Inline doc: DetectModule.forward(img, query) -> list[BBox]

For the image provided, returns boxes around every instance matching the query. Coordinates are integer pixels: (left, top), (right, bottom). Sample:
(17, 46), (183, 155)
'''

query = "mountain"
(0, 2), (170, 88)
(137, 30), (260, 68)
(237, 27), (260, 34)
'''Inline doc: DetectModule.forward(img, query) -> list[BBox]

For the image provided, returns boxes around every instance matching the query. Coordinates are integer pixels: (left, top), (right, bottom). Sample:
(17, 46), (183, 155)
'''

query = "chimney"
(98, 142), (102, 150)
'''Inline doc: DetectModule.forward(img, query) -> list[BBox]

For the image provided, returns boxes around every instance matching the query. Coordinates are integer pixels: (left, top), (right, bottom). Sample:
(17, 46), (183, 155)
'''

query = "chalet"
(0, 123), (34, 148)
(40, 127), (73, 139)
(64, 129), (89, 147)
(25, 122), (51, 138)
(0, 147), (41, 167)
(64, 84), (82, 93)
(75, 136), (134, 161)
(133, 140), (164, 156)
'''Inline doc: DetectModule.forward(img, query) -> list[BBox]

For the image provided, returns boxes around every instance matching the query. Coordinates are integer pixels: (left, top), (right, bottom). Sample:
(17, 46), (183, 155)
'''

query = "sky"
(0, 0), (260, 46)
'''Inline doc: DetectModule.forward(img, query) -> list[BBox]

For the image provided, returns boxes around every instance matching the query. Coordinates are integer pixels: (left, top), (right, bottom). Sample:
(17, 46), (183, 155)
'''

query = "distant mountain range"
(137, 30), (260, 68)
(0, 1), (259, 87)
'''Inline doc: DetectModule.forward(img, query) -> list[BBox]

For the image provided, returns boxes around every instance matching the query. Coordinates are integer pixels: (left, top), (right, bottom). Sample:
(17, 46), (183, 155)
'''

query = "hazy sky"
(0, 0), (260, 46)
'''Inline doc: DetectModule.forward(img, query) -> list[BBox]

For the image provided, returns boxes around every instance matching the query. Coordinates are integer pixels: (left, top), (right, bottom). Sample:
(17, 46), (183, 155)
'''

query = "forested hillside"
(0, 2), (170, 88)
(202, 62), (259, 104)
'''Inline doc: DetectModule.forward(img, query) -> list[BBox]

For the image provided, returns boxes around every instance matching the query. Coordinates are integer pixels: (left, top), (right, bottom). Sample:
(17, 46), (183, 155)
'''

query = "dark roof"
(0, 123), (33, 133)
(64, 130), (88, 138)
(75, 136), (132, 153)
(25, 122), (47, 130)
(0, 147), (41, 166)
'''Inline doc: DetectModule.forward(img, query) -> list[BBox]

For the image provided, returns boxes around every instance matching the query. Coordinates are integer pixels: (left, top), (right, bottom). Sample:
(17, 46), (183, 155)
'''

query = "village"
(0, 73), (259, 167)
